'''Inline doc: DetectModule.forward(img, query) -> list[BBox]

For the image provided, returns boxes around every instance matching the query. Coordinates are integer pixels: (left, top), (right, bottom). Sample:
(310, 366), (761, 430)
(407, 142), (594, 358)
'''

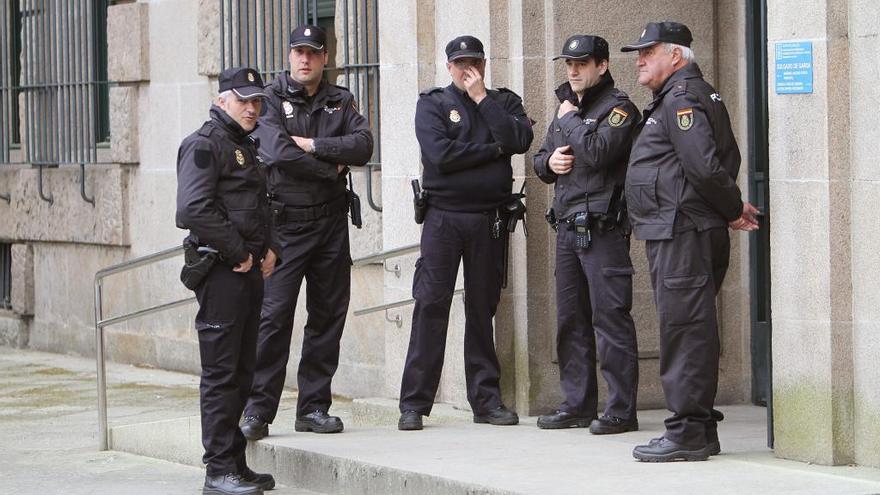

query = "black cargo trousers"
(194, 263), (263, 476)
(399, 207), (508, 416)
(554, 224), (639, 420)
(646, 225), (730, 447)
(245, 208), (351, 421)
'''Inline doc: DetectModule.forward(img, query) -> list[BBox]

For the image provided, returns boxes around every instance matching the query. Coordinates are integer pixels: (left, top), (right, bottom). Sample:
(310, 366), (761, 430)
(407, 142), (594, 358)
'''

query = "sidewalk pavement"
(3, 346), (880, 495)
(0, 346), (316, 495)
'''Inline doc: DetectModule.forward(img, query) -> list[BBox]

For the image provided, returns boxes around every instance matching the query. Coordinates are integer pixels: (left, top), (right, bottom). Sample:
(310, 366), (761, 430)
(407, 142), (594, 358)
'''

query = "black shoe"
(242, 467), (275, 490)
(240, 416), (269, 441)
(203, 473), (263, 495)
(473, 405), (519, 426)
(398, 410), (423, 431)
(536, 410), (594, 430)
(589, 415), (639, 434)
(648, 435), (720, 456)
(633, 437), (712, 462)
(295, 410), (344, 433)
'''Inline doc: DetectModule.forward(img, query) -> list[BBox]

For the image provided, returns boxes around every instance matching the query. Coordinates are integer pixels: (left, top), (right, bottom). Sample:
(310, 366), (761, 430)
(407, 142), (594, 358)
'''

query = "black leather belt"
(282, 195), (348, 222)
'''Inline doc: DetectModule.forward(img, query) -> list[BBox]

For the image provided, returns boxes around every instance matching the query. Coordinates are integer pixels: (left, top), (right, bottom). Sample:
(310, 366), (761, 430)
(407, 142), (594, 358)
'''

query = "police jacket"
(625, 63), (743, 241)
(533, 73), (639, 219)
(416, 84), (534, 212)
(176, 106), (271, 265)
(253, 74), (373, 207)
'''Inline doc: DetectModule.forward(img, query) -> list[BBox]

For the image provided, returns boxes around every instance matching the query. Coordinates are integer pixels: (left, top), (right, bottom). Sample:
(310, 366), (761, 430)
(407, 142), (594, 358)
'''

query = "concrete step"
(110, 401), (880, 495)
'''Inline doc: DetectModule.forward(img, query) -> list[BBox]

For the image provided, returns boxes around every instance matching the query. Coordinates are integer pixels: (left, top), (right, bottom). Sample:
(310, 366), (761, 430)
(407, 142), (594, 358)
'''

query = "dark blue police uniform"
(398, 36), (534, 427)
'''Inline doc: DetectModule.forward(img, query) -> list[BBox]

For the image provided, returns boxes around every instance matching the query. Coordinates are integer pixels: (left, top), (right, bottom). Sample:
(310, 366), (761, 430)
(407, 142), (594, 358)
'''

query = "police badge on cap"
(218, 67), (267, 99)
(621, 21), (693, 52)
(446, 35), (485, 61)
(290, 24), (327, 50)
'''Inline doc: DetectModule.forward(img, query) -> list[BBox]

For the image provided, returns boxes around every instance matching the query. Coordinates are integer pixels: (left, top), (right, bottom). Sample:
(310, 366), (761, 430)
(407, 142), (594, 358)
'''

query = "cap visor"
(552, 54), (592, 61)
(448, 51), (485, 61)
(232, 87), (268, 99)
(290, 41), (324, 50)
(620, 40), (659, 52)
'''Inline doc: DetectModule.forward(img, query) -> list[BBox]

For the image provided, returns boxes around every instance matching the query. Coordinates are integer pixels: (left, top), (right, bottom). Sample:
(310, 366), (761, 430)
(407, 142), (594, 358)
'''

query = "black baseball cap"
(289, 24), (327, 50)
(218, 67), (266, 99)
(553, 35), (609, 62)
(445, 35), (485, 62)
(621, 21), (693, 52)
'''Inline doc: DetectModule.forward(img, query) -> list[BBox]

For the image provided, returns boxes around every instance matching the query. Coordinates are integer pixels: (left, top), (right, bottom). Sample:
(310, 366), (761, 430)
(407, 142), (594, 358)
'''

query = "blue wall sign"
(775, 41), (813, 94)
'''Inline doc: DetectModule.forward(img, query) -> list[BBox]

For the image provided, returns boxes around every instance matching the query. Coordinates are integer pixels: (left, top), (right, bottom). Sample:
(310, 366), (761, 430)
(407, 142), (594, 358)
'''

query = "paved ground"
(0, 346), (316, 495)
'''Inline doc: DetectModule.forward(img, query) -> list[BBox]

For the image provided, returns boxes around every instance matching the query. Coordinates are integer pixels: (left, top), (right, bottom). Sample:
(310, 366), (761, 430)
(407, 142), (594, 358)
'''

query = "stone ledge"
(108, 3), (150, 82)
(10, 244), (33, 316)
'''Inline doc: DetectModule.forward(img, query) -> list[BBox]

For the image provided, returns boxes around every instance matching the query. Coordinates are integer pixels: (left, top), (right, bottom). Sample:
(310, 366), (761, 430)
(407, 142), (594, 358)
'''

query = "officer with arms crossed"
(176, 67), (277, 495)
(533, 35), (641, 434)
(621, 22), (759, 462)
(398, 35), (534, 431)
(240, 25), (373, 440)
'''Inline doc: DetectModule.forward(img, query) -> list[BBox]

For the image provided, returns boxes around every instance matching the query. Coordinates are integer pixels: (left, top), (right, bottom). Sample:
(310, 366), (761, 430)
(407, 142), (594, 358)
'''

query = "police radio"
(573, 212), (591, 249)
(348, 172), (363, 229)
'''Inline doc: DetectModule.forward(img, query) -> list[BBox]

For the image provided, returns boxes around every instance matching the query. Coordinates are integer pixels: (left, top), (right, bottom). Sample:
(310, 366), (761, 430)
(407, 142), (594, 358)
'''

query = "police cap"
(218, 67), (267, 99)
(553, 35), (609, 62)
(290, 24), (327, 50)
(621, 21), (693, 52)
(445, 35), (485, 62)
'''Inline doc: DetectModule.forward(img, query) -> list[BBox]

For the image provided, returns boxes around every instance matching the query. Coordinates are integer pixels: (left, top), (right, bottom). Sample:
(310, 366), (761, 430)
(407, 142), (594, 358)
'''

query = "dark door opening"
(746, 0), (773, 448)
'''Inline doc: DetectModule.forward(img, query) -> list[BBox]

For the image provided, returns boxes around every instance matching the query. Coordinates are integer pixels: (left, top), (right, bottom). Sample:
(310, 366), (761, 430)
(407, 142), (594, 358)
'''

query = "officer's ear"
(597, 58), (609, 75)
(322, 50), (329, 65)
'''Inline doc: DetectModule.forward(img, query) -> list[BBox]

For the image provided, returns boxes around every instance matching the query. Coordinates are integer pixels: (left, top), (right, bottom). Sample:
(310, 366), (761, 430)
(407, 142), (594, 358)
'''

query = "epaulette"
(672, 81), (689, 97)
(611, 88), (631, 101)
(419, 87), (443, 97)
(197, 122), (214, 137)
(496, 87), (514, 94)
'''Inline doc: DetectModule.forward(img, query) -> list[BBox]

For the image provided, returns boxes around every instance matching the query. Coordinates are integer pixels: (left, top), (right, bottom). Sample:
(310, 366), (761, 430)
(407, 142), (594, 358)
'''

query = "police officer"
(621, 22), (759, 462)
(397, 35), (534, 431)
(176, 67), (276, 495)
(240, 25), (373, 440)
(533, 35), (640, 434)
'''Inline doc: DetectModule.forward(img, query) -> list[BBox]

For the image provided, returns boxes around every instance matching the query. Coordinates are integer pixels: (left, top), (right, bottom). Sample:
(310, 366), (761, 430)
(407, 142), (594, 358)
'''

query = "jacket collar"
(554, 71), (615, 111)
(209, 105), (256, 143)
(653, 62), (703, 98)
(272, 72), (342, 109)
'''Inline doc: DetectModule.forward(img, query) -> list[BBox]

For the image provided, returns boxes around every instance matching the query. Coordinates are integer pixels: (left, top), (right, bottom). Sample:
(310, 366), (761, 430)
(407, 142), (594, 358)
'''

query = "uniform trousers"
(245, 211), (351, 421)
(645, 226), (730, 447)
(195, 264), (263, 476)
(554, 225), (639, 419)
(399, 207), (507, 415)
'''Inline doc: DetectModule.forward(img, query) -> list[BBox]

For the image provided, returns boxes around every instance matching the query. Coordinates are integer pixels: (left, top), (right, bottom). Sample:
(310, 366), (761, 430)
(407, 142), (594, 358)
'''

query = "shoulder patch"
(676, 108), (694, 131)
(194, 149), (213, 169)
(419, 87), (443, 97)
(608, 107), (630, 127)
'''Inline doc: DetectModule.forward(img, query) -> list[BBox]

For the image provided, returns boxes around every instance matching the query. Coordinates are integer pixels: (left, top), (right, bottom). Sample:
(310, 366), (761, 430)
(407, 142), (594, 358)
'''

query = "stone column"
(847, 0), (880, 469)
(767, 0), (854, 465)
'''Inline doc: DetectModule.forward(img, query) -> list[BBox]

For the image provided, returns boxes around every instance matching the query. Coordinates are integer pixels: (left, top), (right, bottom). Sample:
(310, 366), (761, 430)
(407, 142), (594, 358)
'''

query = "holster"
(348, 190), (363, 229)
(180, 242), (218, 291)
(502, 193), (527, 233)
(412, 179), (428, 224)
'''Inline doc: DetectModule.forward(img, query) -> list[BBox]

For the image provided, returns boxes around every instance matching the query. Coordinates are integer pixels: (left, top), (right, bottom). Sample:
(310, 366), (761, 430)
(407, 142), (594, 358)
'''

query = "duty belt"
(282, 195), (348, 222)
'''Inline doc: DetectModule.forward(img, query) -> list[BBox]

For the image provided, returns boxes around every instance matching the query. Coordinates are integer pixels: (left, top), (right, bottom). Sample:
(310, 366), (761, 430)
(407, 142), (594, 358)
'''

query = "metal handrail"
(94, 242), (420, 450)
(94, 245), (195, 451)
(352, 242), (419, 266)
(354, 288), (464, 317)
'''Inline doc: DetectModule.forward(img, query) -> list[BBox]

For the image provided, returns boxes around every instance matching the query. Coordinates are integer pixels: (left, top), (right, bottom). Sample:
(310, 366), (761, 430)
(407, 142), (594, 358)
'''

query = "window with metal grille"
(0, 244), (11, 310)
(220, 0), (381, 211)
(0, 0), (111, 166)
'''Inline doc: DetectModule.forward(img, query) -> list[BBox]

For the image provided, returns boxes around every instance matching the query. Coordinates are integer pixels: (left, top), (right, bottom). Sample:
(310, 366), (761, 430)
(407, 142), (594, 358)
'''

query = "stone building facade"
(0, 0), (876, 468)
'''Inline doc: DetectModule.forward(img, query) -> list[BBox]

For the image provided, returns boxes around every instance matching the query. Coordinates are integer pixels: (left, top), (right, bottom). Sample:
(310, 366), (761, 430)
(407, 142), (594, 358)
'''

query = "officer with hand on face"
(397, 35), (534, 431)
(240, 25), (373, 441)
(621, 22), (759, 462)
(176, 67), (277, 495)
(533, 35), (641, 434)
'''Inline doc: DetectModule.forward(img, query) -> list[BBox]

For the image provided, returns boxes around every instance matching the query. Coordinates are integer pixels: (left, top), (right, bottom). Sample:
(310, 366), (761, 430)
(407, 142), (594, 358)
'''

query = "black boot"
(473, 405), (519, 426)
(242, 467), (275, 490)
(632, 437), (712, 462)
(589, 415), (639, 434)
(537, 410), (594, 430)
(398, 410), (424, 431)
(240, 416), (269, 441)
(295, 410), (344, 433)
(203, 473), (263, 495)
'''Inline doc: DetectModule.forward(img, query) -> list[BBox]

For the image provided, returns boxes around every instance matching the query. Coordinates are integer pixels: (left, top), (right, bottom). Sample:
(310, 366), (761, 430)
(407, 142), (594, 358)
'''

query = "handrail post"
(95, 277), (108, 451)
